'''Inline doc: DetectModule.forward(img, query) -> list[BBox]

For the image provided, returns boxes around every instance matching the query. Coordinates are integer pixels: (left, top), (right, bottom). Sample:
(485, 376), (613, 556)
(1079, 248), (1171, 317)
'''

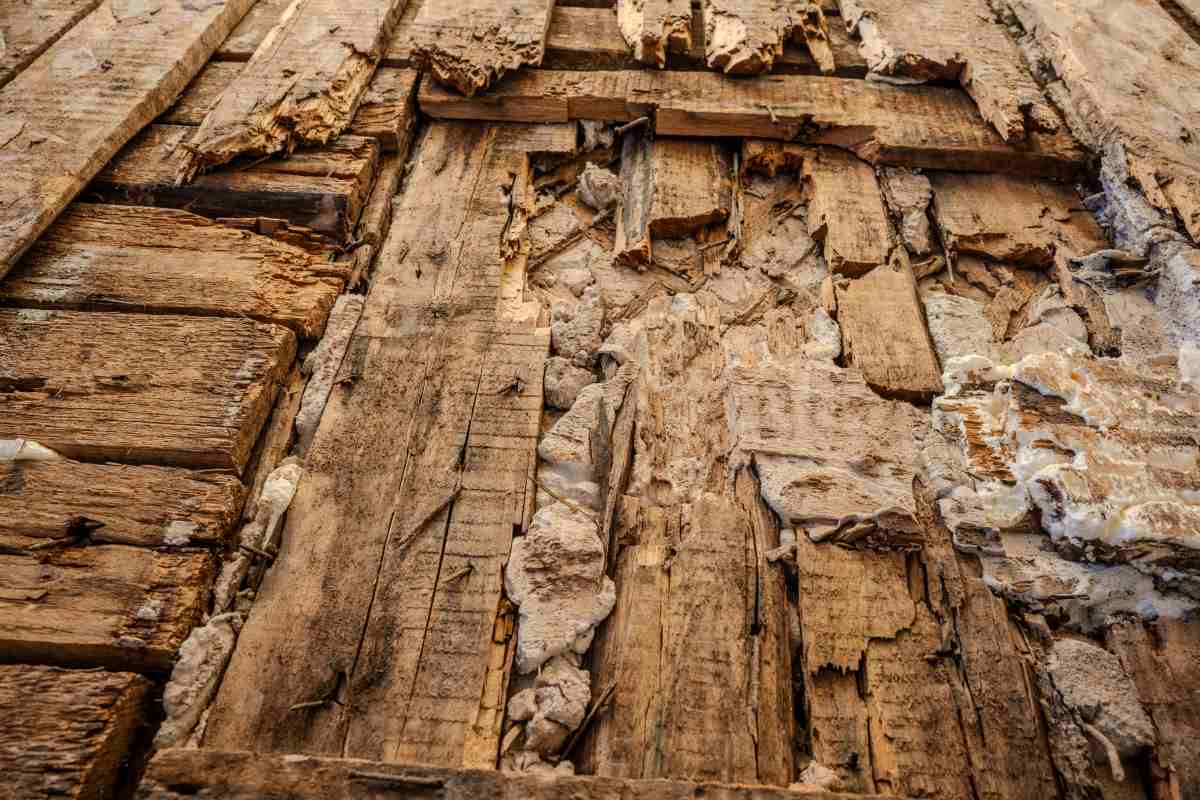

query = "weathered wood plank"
(419, 70), (1086, 178)
(803, 147), (891, 277)
(701, 0), (835, 75)
(0, 546), (216, 671)
(138, 749), (898, 799)
(214, 0), (290, 62)
(834, 251), (943, 402)
(0, 310), (295, 472)
(0, 666), (150, 800)
(178, 0), (407, 178)
(93, 124), (378, 242)
(0, 459), (244, 551)
(0, 0), (102, 89)
(0, 0), (255, 278)
(616, 0), (691, 67)
(407, 0), (556, 95)
(2, 203), (345, 336)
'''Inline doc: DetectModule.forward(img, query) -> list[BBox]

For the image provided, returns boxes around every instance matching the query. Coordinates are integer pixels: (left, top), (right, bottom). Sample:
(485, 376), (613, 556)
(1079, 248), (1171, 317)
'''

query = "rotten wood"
(616, 0), (691, 67)
(701, 0), (835, 75)
(803, 147), (892, 277)
(0, 0), (102, 89)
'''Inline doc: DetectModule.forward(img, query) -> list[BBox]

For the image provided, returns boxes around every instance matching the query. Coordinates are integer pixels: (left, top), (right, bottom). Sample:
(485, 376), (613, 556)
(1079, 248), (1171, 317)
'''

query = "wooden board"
(0, 459), (244, 551)
(419, 70), (1086, 179)
(616, 0), (691, 67)
(803, 147), (892, 277)
(93, 124), (378, 242)
(0, 310), (295, 472)
(177, 0), (406, 178)
(834, 252), (943, 401)
(138, 749), (899, 799)
(0, 546), (216, 671)
(3, 203), (346, 336)
(406, 0), (556, 95)
(214, 0), (291, 62)
(701, 0), (835, 75)
(0, 666), (150, 800)
(0, 0), (102, 89)
(0, 0), (256, 279)
(839, 0), (1054, 141)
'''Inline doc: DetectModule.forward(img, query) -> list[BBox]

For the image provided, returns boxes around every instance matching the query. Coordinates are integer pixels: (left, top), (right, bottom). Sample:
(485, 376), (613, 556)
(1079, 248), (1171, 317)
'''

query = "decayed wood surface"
(803, 147), (891, 277)
(0, 546), (215, 671)
(1009, 0), (1200, 242)
(0, 0), (255, 278)
(177, 0), (406, 179)
(840, 0), (1054, 141)
(0, 310), (295, 472)
(203, 123), (545, 768)
(0, 666), (150, 800)
(139, 749), (898, 799)
(407, 0), (556, 95)
(94, 124), (378, 241)
(0, 0), (101, 89)
(835, 251), (943, 401)
(616, 0), (691, 67)
(0, 459), (243, 551)
(420, 70), (1086, 178)
(214, 0), (290, 62)
(3, 203), (345, 336)
(701, 0), (835, 75)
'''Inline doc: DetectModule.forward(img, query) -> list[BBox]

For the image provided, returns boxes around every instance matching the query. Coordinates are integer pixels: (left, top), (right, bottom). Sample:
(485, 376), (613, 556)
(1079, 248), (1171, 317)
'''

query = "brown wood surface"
(617, 0), (691, 67)
(700, 0), (834, 75)
(0, 0), (102, 89)
(0, 310), (295, 472)
(803, 147), (892, 277)
(0, 0), (255, 278)
(0, 666), (151, 800)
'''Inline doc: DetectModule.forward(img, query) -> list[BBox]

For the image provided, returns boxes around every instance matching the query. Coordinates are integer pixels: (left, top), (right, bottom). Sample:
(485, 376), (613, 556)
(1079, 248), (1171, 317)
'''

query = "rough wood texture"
(202, 123), (545, 768)
(139, 749), (897, 799)
(0, 310), (295, 472)
(1009, 0), (1200, 242)
(617, 0), (691, 67)
(0, 0), (102, 89)
(407, 0), (556, 95)
(0, 666), (150, 800)
(834, 251), (943, 401)
(0, 460), (244, 551)
(840, 0), (1055, 141)
(3, 203), (345, 336)
(94, 124), (378, 242)
(214, 0), (290, 61)
(0, 0), (255, 278)
(701, 0), (835, 75)
(803, 148), (892, 277)
(177, 0), (406, 179)
(420, 70), (1086, 178)
(0, 546), (216, 671)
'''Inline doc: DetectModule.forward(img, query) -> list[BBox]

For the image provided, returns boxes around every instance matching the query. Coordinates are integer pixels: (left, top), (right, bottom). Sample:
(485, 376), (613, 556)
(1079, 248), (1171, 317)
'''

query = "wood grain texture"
(0, 0), (102, 89)
(616, 0), (691, 67)
(0, 545), (215, 671)
(178, 0), (406, 178)
(419, 70), (1086, 178)
(213, 0), (290, 61)
(701, 0), (835, 75)
(649, 138), (733, 237)
(0, 310), (295, 472)
(0, 0), (255, 278)
(0, 666), (150, 800)
(803, 147), (891, 277)
(138, 749), (900, 799)
(0, 459), (244, 551)
(3, 203), (345, 336)
(94, 124), (378, 242)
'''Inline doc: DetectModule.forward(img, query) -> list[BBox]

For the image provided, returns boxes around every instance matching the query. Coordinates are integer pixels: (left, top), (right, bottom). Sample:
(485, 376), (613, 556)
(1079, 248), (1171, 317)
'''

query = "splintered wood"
(407, 0), (557, 95)
(701, 0), (834, 75)
(0, 0), (255, 278)
(177, 0), (405, 179)
(616, 0), (691, 67)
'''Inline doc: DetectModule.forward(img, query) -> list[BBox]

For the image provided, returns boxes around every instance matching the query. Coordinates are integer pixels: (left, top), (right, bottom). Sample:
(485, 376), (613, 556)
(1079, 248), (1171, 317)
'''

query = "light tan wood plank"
(803, 147), (891, 278)
(3, 203), (345, 336)
(0, 666), (150, 800)
(0, 0), (102, 89)
(214, 0), (290, 62)
(0, 310), (295, 472)
(0, 0), (255, 278)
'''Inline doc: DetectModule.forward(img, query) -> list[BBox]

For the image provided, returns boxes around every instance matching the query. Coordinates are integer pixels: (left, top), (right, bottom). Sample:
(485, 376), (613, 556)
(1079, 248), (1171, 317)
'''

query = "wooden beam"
(0, 0), (102, 89)
(0, 310), (295, 472)
(138, 748), (901, 799)
(92, 124), (378, 242)
(0, 666), (151, 800)
(3, 203), (346, 336)
(0, 546), (216, 671)
(177, 0), (407, 179)
(803, 147), (892, 277)
(0, 459), (244, 551)
(0, 0), (255, 278)
(419, 70), (1086, 179)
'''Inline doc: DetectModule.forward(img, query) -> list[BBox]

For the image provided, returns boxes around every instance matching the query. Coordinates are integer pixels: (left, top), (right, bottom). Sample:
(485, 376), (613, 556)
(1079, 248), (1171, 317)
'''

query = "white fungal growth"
(0, 438), (61, 461)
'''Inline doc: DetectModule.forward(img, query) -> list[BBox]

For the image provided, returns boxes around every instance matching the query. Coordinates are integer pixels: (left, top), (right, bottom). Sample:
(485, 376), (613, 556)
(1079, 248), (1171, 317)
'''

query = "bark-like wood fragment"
(0, 546), (216, 671)
(803, 148), (892, 277)
(177, 0), (406, 179)
(0, 666), (150, 800)
(407, 0), (557, 96)
(616, 0), (691, 67)
(0, 310), (295, 472)
(95, 125), (378, 242)
(0, 0), (255, 278)
(615, 127), (653, 264)
(0, 0), (102, 89)
(3, 203), (345, 336)
(420, 71), (1086, 179)
(701, 0), (836, 75)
